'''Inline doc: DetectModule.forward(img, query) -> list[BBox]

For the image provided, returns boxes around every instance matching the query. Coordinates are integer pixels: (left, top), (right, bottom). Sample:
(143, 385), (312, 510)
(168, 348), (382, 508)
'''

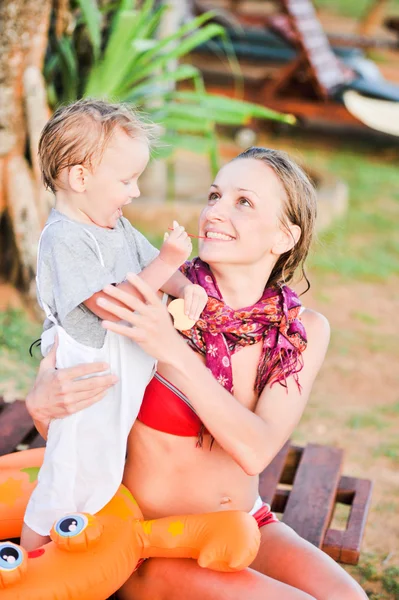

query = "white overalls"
(24, 221), (156, 535)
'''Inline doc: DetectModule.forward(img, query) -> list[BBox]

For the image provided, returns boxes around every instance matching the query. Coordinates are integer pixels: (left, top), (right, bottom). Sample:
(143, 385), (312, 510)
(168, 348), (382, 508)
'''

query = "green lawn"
(0, 309), (41, 398)
(306, 147), (399, 281)
(314, 0), (399, 19)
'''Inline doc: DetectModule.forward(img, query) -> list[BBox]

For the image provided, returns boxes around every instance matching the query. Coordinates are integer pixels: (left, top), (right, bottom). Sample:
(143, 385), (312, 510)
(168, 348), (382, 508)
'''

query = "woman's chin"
(199, 245), (230, 263)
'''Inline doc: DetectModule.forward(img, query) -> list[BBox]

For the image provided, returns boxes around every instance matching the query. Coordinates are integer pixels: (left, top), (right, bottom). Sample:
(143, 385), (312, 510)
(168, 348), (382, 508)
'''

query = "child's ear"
(69, 165), (88, 192)
(271, 223), (301, 256)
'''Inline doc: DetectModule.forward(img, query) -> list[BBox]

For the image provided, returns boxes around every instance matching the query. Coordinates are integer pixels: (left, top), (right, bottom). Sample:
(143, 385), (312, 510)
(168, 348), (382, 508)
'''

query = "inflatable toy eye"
(0, 543), (27, 588)
(55, 514), (88, 537)
(51, 513), (103, 551)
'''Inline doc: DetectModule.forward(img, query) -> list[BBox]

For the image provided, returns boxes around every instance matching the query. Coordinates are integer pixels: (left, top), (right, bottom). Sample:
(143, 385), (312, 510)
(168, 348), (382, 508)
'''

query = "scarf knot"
(179, 258), (307, 394)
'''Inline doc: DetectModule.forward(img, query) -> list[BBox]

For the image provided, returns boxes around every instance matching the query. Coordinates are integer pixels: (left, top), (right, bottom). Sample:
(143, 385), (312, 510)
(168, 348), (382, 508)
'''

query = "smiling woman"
(26, 146), (367, 600)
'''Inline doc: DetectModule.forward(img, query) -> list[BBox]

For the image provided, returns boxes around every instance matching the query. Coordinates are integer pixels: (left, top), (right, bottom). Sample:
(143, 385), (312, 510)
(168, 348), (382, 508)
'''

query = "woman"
(27, 148), (367, 600)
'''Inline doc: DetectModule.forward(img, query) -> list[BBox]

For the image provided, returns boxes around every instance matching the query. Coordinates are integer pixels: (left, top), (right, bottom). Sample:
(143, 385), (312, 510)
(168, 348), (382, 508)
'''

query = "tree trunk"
(0, 0), (53, 304)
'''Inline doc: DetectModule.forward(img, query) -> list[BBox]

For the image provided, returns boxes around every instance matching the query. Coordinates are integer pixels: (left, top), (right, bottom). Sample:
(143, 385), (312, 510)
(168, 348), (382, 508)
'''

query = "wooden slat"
(323, 476), (373, 565)
(282, 444), (343, 548)
(259, 441), (291, 504)
(280, 445), (303, 484)
(280, 0), (351, 98)
(271, 487), (290, 514)
(29, 433), (46, 449)
(0, 400), (36, 455)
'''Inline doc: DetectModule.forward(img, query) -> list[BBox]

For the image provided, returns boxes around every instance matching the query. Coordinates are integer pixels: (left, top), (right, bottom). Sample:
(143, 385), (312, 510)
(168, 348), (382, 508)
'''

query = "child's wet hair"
(39, 98), (156, 193)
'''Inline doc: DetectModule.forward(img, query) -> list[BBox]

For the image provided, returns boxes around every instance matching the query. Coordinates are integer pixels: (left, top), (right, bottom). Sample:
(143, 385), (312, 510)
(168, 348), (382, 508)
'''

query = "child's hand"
(159, 220), (192, 269)
(183, 284), (208, 321)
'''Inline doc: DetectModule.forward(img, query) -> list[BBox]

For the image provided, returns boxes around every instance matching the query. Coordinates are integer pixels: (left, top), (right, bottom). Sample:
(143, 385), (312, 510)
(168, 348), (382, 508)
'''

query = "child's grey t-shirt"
(38, 209), (159, 348)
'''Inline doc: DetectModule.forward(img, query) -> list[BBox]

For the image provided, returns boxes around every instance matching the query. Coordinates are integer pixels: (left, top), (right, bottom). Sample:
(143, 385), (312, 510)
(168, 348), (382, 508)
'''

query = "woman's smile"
(203, 230), (236, 242)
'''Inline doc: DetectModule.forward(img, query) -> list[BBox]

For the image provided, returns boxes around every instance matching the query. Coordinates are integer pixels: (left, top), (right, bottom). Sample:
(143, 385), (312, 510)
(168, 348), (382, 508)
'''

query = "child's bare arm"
(84, 222), (196, 321)
(161, 272), (208, 321)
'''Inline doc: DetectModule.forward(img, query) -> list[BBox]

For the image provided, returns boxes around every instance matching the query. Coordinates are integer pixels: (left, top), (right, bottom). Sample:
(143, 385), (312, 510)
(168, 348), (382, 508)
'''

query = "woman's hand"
(98, 273), (186, 364)
(26, 336), (118, 429)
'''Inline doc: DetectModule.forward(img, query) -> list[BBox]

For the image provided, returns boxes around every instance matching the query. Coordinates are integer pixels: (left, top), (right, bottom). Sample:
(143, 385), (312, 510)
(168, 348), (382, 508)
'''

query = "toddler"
(21, 99), (207, 550)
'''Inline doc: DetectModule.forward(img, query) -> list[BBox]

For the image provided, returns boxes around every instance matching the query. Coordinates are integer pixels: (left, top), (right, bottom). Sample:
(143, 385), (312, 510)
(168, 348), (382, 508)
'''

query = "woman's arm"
(26, 338), (118, 440)
(99, 275), (330, 476)
(156, 310), (329, 475)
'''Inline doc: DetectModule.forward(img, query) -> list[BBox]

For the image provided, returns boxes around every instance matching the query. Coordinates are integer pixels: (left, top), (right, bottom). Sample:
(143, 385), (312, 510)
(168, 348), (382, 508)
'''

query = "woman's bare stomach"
(123, 420), (260, 520)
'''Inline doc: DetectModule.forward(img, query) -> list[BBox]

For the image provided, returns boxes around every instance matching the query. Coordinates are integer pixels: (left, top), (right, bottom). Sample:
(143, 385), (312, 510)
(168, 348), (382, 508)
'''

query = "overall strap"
(82, 228), (105, 267)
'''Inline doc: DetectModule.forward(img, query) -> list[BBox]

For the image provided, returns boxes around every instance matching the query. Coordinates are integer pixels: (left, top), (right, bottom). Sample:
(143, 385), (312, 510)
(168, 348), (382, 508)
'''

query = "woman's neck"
(209, 263), (273, 309)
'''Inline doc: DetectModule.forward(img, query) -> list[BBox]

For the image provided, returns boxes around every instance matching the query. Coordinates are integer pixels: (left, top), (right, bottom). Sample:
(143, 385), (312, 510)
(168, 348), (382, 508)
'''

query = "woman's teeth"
(205, 232), (234, 241)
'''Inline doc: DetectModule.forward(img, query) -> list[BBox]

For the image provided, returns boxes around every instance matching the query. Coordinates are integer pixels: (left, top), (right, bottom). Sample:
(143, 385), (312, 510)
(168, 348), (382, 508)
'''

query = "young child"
(21, 99), (208, 550)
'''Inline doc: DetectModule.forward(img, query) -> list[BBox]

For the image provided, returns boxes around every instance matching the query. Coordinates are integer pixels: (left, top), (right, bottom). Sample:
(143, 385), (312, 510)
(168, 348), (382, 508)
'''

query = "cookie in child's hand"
(168, 299), (196, 331)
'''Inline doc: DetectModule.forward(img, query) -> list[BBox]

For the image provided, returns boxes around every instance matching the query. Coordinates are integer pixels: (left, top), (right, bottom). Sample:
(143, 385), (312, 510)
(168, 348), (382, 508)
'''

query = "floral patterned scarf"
(180, 258), (307, 395)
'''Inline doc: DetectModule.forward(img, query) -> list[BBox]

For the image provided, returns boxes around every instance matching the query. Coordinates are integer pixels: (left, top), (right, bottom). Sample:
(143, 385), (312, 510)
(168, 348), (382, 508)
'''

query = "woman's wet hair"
(235, 147), (317, 293)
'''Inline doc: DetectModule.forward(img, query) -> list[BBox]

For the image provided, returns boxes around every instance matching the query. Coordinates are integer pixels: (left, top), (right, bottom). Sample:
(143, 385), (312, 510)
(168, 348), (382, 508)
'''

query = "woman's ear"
(271, 223), (301, 256)
(68, 165), (88, 193)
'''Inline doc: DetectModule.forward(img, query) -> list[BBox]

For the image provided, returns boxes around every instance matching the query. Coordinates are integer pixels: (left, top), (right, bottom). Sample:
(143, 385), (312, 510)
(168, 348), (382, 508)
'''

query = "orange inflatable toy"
(0, 448), (260, 599)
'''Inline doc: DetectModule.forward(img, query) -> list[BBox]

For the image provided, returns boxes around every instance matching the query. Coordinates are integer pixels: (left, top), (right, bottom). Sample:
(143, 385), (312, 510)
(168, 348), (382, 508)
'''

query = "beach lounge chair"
(190, 0), (399, 134)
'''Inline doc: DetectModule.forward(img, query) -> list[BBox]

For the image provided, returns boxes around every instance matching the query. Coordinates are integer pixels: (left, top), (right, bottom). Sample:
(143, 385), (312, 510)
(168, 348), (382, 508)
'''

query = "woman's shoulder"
(300, 308), (330, 350)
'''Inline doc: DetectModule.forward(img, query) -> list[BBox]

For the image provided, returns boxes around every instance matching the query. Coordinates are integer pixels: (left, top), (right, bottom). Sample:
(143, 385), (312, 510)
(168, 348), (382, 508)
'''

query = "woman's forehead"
(213, 158), (284, 197)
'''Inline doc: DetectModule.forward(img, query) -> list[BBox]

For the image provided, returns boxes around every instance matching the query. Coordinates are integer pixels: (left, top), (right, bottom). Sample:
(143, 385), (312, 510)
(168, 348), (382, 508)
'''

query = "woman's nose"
(206, 202), (228, 222)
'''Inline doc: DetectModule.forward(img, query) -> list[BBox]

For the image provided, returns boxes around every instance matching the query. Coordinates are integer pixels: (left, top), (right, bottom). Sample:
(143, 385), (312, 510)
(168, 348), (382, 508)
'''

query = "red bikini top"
(138, 372), (206, 443)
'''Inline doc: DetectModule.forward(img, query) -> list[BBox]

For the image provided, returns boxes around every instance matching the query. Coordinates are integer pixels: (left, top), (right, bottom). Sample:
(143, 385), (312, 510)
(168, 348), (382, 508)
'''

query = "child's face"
(82, 127), (150, 228)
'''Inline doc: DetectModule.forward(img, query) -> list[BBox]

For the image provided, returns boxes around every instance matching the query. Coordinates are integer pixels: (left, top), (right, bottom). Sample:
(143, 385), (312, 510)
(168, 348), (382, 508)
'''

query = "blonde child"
(21, 99), (207, 550)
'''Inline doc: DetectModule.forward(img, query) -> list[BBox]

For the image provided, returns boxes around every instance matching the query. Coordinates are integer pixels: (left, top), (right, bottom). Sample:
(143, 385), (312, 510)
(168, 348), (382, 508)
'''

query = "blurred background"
(0, 1), (398, 597)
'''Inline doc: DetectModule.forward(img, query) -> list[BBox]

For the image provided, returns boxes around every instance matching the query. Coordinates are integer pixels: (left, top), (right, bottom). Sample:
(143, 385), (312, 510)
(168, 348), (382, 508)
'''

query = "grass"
(378, 402), (399, 416)
(374, 440), (399, 463)
(346, 412), (388, 431)
(350, 554), (399, 599)
(351, 311), (379, 326)
(0, 309), (41, 397)
(303, 148), (399, 282)
(314, 0), (399, 19)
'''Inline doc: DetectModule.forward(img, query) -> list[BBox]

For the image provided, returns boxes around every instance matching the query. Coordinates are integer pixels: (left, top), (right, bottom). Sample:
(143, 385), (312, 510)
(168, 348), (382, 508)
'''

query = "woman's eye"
(238, 197), (251, 207)
(208, 192), (219, 202)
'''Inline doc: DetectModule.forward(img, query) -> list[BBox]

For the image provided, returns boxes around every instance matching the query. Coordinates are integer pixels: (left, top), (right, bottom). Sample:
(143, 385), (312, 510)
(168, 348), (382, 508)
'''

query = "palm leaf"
(76, 0), (102, 61)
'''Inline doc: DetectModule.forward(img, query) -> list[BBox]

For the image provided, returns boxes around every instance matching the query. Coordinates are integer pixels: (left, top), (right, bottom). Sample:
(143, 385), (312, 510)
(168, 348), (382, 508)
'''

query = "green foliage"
(0, 309), (41, 361)
(45, 0), (292, 173)
(358, 558), (380, 582)
(382, 566), (399, 596)
(0, 309), (41, 396)
(351, 554), (399, 599)
(355, 554), (399, 599)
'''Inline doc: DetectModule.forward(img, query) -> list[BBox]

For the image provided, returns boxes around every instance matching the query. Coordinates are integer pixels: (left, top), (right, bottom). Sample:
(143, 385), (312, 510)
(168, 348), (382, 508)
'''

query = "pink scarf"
(180, 258), (307, 395)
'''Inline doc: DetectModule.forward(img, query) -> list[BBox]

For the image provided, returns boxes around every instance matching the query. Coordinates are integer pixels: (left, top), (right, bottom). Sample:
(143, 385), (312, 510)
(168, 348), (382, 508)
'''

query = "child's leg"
(20, 522), (50, 551)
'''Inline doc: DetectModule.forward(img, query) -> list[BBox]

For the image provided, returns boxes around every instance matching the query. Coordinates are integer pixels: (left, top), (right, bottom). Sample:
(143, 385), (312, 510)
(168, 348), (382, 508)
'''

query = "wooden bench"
(0, 396), (372, 565)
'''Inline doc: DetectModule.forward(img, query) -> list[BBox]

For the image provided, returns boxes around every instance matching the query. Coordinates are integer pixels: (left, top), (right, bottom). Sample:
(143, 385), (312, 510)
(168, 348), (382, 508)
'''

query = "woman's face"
(198, 158), (287, 267)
